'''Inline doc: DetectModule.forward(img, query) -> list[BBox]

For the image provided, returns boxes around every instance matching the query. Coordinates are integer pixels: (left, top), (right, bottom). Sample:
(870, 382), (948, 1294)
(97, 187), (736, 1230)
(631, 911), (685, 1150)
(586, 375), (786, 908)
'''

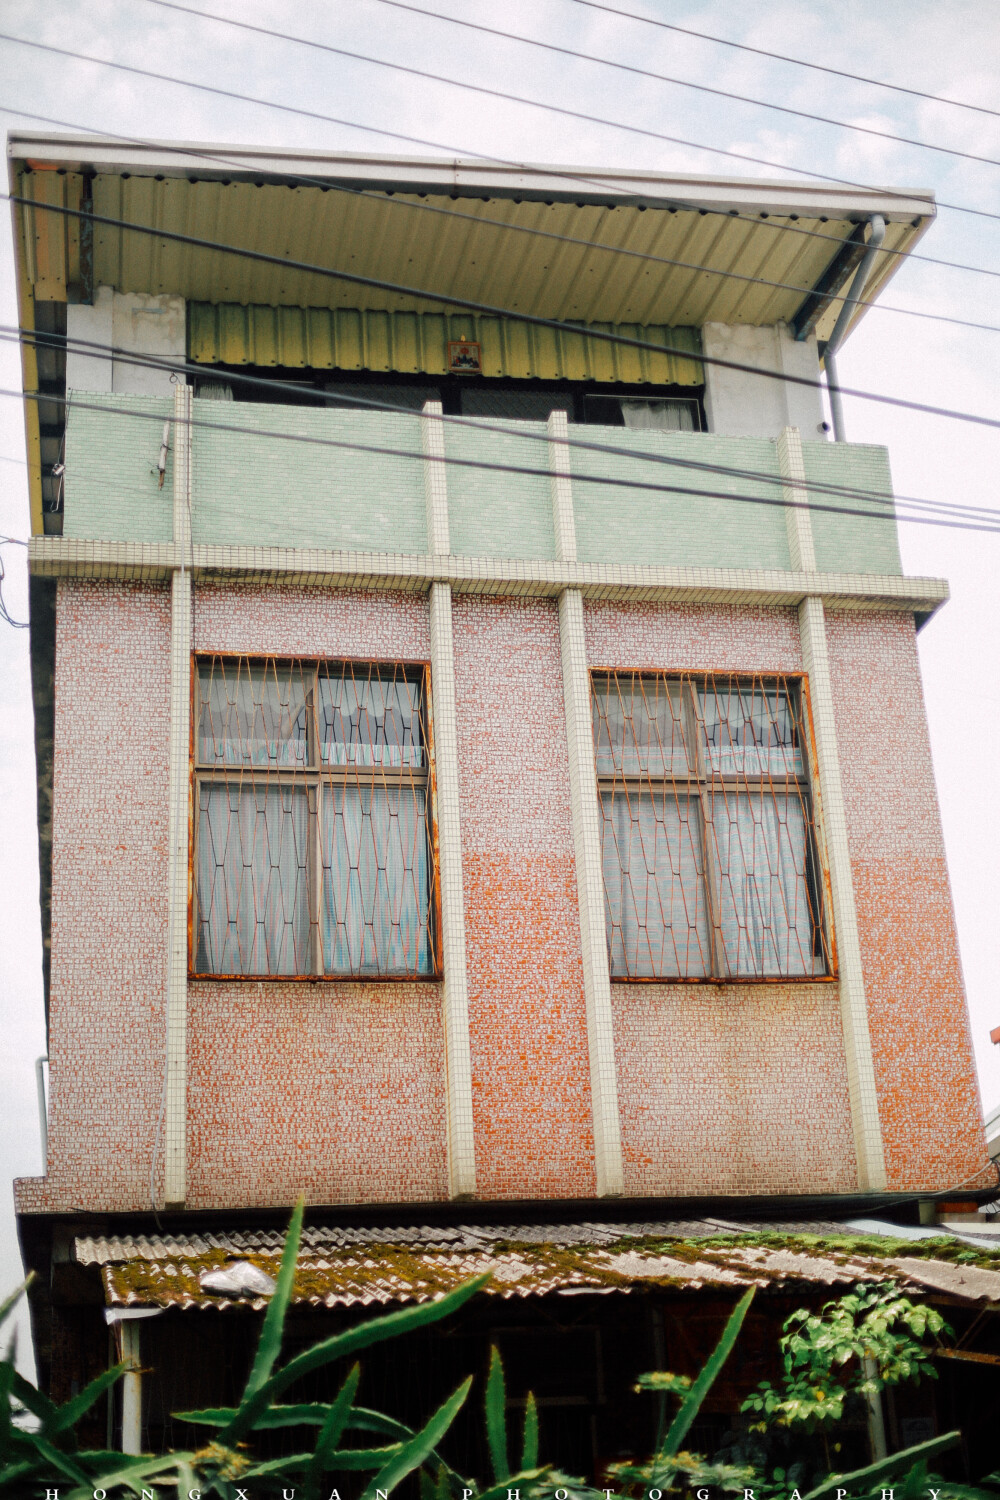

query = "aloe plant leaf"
(225, 1273), (489, 1447)
(302, 1364), (362, 1497)
(486, 1345), (509, 1483)
(359, 1377), (473, 1500)
(466, 1464), (553, 1500)
(10, 1367), (59, 1430)
(0, 1277), (32, 1331)
(659, 1287), (755, 1463)
(802, 1430), (961, 1500)
(63, 1451), (198, 1499)
(241, 1194), (305, 1405)
(50, 1363), (128, 1435)
(520, 1391), (539, 1473)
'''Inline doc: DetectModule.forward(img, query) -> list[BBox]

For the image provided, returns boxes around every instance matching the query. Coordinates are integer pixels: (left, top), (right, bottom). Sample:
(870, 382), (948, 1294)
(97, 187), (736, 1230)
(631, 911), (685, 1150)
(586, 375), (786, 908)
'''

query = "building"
(8, 133), (995, 1469)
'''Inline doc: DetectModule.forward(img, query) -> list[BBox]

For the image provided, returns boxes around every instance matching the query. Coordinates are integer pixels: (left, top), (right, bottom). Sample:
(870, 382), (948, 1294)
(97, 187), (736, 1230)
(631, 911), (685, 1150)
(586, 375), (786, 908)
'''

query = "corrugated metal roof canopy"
(10, 135), (934, 346)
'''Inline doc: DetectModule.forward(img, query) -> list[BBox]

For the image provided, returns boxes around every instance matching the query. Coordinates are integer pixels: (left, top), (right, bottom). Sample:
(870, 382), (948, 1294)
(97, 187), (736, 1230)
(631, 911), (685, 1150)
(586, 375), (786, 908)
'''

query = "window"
(583, 395), (703, 431)
(193, 657), (436, 978)
(592, 672), (830, 980)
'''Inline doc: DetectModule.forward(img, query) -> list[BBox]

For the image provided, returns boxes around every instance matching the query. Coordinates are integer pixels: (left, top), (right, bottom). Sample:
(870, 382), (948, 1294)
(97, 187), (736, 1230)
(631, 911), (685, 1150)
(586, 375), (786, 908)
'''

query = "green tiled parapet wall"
(62, 393), (902, 576)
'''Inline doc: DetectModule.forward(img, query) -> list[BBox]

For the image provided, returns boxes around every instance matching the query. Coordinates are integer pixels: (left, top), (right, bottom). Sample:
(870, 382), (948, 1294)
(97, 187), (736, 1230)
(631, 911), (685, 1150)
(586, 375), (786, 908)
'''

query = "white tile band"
(164, 384), (192, 1208)
(781, 426), (886, 1192)
(549, 412), (624, 1197)
(423, 402), (477, 1198)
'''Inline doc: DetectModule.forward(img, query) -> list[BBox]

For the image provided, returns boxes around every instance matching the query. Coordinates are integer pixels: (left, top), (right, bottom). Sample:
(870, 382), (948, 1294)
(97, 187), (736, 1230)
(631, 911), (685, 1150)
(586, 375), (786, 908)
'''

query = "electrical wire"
(12, 100), (1000, 293)
(12, 103), (996, 342)
(17, 324), (1000, 528)
(287, 0), (1000, 174)
(13, 192), (1000, 437)
(0, 552), (28, 627)
(566, 0), (1000, 122)
(7, 372), (1000, 536)
(3, 28), (999, 227)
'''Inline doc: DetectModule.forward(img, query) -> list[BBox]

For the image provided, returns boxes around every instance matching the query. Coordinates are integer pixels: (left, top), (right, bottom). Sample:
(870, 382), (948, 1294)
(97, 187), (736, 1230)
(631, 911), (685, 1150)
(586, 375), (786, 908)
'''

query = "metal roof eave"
(7, 132), (936, 221)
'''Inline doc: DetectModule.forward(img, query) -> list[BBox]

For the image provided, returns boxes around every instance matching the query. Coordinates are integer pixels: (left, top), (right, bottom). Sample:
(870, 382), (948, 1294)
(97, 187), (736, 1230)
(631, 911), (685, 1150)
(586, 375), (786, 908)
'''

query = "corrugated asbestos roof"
(187, 305), (704, 385)
(74, 1222), (1000, 1315)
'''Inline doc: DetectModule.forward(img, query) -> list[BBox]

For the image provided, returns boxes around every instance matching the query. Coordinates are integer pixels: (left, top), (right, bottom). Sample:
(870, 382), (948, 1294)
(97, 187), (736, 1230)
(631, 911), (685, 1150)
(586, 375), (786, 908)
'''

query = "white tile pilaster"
(549, 411), (624, 1197)
(164, 383), (192, 1208)
(780, 426), (886, 1191)
(422, 402), (477, 1198)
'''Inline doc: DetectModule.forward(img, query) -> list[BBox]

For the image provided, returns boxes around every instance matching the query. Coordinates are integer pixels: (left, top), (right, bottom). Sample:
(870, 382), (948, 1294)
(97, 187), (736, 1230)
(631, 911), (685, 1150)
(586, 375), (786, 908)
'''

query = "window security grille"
(193, 656), (436, 978)
(592, 672), (830, 981)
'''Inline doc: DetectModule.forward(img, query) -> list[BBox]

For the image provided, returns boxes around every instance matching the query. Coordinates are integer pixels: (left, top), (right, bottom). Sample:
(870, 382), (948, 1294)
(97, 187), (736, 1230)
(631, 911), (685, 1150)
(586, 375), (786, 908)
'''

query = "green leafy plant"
(742, 1282), (949, 1438)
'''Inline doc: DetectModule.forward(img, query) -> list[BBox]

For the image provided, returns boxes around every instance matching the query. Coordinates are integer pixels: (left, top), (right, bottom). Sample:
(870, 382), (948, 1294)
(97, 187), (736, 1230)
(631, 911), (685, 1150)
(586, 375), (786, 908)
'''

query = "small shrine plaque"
(447, 339), (482, 374)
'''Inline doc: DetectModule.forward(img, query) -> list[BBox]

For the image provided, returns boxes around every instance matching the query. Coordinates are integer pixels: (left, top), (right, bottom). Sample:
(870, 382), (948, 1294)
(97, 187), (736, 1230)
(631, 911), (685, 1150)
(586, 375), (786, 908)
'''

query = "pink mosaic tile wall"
(826, 611), (989, 1191)
(452, 596), (597, 1199)
(22, 582), (446, 1214)
(19, 583), (985, 1215)
(584, 600), (858, 1193)
(186, 981), (447, 1208)
(610, 985), (856, 1196)
(31, 580), (172, 1213)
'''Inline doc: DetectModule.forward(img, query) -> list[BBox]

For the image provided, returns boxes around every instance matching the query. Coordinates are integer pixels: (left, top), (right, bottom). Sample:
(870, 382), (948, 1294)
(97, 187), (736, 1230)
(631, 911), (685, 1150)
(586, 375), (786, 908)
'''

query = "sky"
(1, 0), (999, 1368)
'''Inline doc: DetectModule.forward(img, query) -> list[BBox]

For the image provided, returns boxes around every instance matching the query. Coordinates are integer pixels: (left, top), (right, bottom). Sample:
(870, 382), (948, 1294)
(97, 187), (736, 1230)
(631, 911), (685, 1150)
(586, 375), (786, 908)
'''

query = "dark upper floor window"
(592, 672), (830, 980)
(193, 656), (436, 979)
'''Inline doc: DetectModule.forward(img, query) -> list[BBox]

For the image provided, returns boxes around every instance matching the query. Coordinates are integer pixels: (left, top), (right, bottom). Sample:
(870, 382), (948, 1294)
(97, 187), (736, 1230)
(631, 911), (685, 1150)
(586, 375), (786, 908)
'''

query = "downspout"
(823, 214), (886, 441)
(35, 1055), (48, 1165)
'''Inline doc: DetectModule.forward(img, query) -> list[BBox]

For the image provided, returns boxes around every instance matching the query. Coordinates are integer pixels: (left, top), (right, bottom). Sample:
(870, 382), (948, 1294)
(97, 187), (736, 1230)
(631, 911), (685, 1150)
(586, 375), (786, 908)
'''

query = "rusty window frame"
(190, 654), (440, 980)
(592, 670), (833, 983)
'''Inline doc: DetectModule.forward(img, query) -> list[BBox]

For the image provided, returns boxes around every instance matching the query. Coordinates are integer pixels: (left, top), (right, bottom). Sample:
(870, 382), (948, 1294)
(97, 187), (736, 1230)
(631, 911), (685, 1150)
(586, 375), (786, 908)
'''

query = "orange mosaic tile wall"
(19, 584), (987, 1216)
(452, 596), (597, 1200)
(582, 600), (861, 1194)
(826, 611), (990, 1192)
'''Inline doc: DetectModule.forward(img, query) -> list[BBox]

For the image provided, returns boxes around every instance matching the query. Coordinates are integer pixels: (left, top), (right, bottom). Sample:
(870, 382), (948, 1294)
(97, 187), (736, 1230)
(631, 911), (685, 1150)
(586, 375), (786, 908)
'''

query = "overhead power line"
(2, 29), (998, 226)
(12, 193), (1000, 437)
(567, 0), (1000, 121)
(11, 100), (1000, 292)
(341, 0), (1000, 172)
(17, 325), (1000, 529)
(12, 109), (1000, 340)
(8, 381), (1000, 535)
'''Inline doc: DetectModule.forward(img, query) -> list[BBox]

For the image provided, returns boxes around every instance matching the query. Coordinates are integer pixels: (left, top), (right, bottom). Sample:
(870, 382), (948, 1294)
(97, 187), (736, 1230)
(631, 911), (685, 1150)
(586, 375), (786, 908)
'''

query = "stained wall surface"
(19, 584), (987, 1214)
(452, 596), (597, 1199)
(30, 580), (172, 1212)
(826, 611), (989, 1191)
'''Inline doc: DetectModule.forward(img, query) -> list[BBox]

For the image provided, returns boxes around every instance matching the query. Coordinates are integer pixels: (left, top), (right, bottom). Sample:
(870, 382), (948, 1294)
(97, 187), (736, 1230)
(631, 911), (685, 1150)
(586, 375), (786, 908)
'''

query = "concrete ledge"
(28, 537), (949, 617)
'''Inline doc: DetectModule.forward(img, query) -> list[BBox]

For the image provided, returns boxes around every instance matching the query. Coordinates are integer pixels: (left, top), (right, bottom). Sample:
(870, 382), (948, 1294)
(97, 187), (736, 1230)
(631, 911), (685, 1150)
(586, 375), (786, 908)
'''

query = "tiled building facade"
(9, 136), (993, 1450)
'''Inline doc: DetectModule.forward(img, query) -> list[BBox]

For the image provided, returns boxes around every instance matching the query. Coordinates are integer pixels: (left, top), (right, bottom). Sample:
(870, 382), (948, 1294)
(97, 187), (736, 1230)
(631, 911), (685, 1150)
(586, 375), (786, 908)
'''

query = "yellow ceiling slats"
(19, 170), (84, 300)
(188, 303), (705, 386)
(81, 174), (924, 340)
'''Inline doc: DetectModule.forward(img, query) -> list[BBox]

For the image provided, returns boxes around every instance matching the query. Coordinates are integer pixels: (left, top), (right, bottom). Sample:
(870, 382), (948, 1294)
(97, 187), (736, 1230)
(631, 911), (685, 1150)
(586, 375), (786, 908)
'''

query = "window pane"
(707, 790), (823, 978)
(318, 673), (424, 768)
(619, 398), (698, 432)
(699, 681), (803, 777)
(321, 783), (432, 976)
(600, 789), (710, 978)
(592, 676), (689, 778)
(195, 784), (310, 975)
(198, 661), (309, 767)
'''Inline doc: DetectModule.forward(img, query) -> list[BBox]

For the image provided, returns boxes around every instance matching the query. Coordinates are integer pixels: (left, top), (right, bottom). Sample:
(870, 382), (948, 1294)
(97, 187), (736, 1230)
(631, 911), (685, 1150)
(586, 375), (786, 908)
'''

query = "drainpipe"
(35, 1055), (48, 1166)
(823, 214), (886, 441)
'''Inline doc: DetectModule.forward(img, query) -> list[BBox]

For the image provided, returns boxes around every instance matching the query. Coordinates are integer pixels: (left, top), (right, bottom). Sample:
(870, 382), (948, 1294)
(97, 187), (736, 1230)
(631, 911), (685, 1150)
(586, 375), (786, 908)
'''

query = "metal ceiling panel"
(81, 171), (929, 341)
(188, 303), (705, 385)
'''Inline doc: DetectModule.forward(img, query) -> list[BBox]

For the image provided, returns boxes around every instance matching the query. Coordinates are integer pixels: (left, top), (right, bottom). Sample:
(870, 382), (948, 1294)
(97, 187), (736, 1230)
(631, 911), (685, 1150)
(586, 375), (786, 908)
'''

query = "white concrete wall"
(65, 286), (113, 392)
(702, 322), (826, 439)
(67, 288), (185, 395)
